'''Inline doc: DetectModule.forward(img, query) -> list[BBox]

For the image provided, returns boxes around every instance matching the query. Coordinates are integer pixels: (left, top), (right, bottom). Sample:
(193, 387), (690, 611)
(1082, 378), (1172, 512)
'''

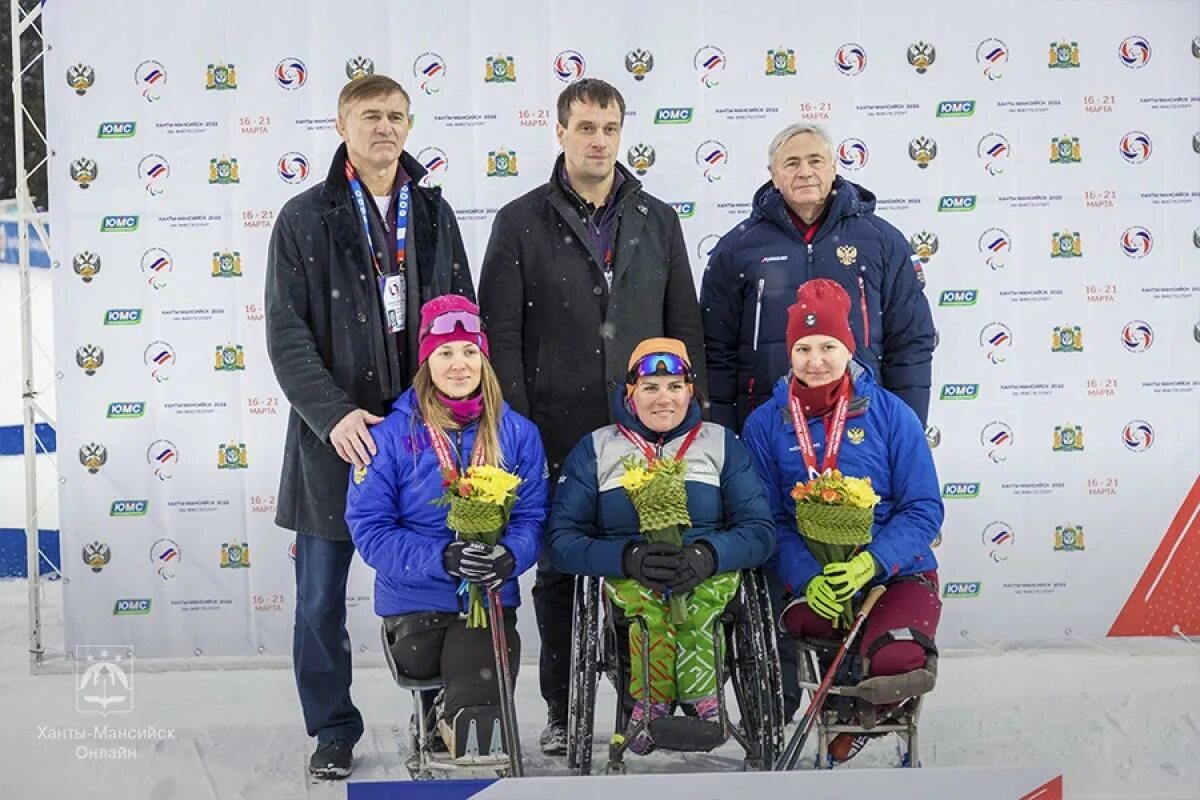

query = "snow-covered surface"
(1, 579), (1197, 800)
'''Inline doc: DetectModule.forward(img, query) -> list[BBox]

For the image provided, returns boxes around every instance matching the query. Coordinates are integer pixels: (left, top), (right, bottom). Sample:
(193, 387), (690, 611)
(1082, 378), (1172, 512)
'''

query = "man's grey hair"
(767, 123), (835, 167)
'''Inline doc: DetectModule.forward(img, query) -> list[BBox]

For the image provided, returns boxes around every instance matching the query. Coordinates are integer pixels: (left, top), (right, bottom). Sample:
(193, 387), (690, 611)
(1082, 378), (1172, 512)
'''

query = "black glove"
(668, 543), (716, 594)
(622, 541), (682, 593)
(443, 541), (516, 588)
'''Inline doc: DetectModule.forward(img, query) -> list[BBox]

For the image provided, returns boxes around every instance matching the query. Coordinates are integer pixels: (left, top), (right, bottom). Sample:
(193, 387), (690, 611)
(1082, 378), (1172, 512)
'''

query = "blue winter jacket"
(549, 388), (774, 578)
(699, 176), (935, 431)
(741, 363), (942, 596)
(345, 388), (549, 617)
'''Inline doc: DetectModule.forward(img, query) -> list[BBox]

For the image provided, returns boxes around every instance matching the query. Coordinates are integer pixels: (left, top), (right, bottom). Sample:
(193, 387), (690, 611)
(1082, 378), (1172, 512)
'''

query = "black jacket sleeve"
(698, 241), (741, 430)
(264, 208), (356, 442)
(662, 211), (708, 397)
(878, 222), (934, 426)
(478, 206), (529, 416)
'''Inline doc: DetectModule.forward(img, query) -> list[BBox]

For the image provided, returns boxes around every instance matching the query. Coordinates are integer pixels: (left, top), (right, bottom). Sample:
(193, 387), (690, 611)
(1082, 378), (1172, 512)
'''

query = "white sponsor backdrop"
(44, 0), (1200, 658)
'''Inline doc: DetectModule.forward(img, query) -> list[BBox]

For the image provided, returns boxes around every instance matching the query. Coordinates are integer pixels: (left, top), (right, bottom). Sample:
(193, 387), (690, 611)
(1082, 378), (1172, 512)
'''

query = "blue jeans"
(293, 534), (364, 745)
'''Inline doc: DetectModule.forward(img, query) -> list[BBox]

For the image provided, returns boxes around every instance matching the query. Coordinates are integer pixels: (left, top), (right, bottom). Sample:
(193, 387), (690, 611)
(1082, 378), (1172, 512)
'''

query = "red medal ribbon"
(788, 380), (851, 480)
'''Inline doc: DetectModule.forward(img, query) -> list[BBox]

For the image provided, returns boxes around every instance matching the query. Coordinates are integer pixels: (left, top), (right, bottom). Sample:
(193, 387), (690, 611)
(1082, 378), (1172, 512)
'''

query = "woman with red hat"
(345, 295), (548, 764)
(741, 278), (944, 766)
(549, 337), (774, 756)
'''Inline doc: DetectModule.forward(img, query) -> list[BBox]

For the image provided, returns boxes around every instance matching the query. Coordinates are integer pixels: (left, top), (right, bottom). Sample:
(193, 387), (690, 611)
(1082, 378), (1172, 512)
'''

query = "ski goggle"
(627, 352), (691, 382)
(422, 310), (483, 336)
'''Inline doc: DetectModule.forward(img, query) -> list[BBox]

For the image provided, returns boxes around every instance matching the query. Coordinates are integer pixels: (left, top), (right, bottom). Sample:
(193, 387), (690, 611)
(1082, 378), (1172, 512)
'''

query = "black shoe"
(539, 709), (567, 755)
(308, 739), (353, 780)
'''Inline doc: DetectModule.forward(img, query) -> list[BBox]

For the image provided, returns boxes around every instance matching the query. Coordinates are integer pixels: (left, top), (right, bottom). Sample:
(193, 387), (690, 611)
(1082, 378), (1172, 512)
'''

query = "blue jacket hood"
(751, 175), (878, 237)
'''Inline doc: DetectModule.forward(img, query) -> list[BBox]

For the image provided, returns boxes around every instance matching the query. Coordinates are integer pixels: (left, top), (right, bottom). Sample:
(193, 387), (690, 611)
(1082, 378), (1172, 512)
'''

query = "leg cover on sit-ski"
(607, 578), (678, 704)
(674, 572), (740, 702)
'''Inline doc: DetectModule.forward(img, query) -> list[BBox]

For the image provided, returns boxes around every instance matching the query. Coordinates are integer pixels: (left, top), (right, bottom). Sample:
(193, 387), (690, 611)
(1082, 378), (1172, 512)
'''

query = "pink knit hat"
(417, 295), (490, 365)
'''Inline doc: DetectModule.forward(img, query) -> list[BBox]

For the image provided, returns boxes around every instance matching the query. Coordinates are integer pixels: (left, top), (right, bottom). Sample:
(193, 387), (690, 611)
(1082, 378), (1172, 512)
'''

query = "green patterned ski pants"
(605, 572), (741, 703)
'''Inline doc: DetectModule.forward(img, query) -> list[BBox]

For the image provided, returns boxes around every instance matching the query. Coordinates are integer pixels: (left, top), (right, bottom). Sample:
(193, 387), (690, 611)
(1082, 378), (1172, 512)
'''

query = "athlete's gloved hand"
(804, 575), (843, 621)
(823, 551), (878, 602)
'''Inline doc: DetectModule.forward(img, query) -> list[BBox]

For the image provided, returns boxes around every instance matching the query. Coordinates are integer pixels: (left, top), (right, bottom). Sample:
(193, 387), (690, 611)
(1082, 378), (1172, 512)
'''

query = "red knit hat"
(417, 295), (490, 365)
(785, 278), (856, 354)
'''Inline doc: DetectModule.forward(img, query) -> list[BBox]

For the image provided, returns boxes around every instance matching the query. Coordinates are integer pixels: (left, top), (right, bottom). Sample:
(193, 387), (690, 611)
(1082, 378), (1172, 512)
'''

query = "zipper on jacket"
(751, 278), (765, 352)
(655, 435), (665, 459)
(856, 271), (871, 344)
(453, 430), (465, 471)
(806, 243), (814, 276)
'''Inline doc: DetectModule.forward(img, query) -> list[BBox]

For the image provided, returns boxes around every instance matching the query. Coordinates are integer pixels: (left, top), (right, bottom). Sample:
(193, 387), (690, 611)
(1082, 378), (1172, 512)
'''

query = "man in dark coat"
(699, 122), (934, 724)
(478, 78), (705, 754)
(700, 123), (934, 432)
(265, 74), (472, 780)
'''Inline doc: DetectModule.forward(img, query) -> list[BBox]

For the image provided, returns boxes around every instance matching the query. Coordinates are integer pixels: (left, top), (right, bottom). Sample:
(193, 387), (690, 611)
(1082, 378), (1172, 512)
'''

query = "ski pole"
(487, 587), (524, 777)
(774, 585), (886, 771)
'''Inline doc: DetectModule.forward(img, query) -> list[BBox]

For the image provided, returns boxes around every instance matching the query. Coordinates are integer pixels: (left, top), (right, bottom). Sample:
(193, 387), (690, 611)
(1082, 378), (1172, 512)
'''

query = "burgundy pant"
(781, 572), (940, 677)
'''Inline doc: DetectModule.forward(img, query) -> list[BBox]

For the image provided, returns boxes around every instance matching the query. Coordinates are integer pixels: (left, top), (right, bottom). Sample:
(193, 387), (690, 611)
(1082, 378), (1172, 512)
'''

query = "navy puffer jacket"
(549, 388), (774, 578)
(700, 176), (934, 431)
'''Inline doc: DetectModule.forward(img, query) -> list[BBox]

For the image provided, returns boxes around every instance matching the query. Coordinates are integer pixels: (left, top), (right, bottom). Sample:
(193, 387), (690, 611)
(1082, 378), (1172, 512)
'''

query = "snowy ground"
(1, 579), (1197, 800)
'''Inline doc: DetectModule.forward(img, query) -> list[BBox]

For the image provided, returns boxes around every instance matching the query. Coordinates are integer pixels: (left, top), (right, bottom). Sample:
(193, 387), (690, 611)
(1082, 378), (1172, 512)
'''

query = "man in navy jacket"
(699, 123), (934, 431)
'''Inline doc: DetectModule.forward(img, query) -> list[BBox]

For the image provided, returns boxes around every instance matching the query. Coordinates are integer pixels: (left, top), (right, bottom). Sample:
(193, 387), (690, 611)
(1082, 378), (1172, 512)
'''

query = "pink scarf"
(438, 393), (484, 426)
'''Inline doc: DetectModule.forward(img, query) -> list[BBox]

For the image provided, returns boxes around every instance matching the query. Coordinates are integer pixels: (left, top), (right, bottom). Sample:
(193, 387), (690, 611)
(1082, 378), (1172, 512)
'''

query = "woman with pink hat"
(742, 278), (943, 766)
(345, 295), (548, 765)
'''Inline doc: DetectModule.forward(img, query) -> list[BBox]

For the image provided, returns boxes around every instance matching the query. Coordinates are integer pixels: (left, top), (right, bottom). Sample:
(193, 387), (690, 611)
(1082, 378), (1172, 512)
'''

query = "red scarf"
(789, 373), (849, 418)
(787, 202), (831, 244)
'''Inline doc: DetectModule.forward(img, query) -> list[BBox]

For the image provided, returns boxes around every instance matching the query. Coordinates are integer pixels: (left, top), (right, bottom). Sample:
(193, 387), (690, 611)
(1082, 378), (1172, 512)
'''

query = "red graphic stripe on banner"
(1109, 475), (1200, 637)
(1019, 775), (1063, 800)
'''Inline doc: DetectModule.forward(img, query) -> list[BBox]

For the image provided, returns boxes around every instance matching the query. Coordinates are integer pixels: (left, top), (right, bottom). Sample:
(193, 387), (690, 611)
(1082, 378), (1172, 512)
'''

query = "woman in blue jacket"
(549, 338), (774, 755)
(345, 295), (548, 762)
(741, 278), (943, 765)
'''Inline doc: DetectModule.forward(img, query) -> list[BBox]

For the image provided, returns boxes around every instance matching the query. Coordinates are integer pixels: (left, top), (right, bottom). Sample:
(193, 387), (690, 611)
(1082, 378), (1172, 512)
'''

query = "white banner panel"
(45, 0), (1200, 658)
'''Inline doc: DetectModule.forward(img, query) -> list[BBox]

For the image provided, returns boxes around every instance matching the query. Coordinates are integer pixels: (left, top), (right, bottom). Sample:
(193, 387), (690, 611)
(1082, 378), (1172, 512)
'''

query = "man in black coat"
(478, 78), (705, 754)
(265, 75), (472, 779)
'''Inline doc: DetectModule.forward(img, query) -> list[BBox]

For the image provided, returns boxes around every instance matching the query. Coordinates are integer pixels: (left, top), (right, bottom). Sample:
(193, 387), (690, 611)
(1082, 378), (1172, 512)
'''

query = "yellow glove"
(823, 551), (878, 602)
(804, 575), (843, 621)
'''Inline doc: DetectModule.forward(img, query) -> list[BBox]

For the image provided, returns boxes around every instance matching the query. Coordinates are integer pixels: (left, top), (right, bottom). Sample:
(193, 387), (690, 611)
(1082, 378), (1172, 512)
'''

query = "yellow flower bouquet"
(618, 455), (691, 624)
(434, 465), (523, 628)
(791, 469), (880, 628)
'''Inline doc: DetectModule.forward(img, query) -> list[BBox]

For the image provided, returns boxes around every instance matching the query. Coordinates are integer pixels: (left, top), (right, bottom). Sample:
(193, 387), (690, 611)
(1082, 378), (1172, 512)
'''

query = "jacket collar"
(549, 153), (640, 212)
(751, 175), (877, 243)
(772, 360), (872, 420)
(394, 387), (510, 431)
(321, 143), (429, 205)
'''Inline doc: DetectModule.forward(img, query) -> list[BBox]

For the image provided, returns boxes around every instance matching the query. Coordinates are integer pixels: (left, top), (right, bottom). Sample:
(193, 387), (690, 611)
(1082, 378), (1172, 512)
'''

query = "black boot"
(539, 704), (567, 755)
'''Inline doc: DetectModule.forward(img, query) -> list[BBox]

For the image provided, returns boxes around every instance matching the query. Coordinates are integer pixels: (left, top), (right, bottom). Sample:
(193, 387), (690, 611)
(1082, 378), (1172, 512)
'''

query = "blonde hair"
(412, 357), (506, 468)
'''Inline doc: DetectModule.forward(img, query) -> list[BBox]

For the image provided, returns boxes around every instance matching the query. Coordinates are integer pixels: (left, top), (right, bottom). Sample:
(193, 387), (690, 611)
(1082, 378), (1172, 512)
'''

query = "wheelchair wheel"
(729, 569), (785, 769)
(566, 575), (601, 775)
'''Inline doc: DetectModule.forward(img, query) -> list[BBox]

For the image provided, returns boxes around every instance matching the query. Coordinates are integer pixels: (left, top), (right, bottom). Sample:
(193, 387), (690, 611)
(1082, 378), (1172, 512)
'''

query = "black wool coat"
(478, 157), (706, 480)
(265, 144), (473, 539)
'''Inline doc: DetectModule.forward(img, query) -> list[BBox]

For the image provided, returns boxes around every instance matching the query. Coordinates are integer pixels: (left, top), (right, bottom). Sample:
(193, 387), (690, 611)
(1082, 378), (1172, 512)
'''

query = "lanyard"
(788, 381), (851, 480)
(617, 422), (702, 463)
(425, 420), (486, 480)
(344, 161), (410, 278)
